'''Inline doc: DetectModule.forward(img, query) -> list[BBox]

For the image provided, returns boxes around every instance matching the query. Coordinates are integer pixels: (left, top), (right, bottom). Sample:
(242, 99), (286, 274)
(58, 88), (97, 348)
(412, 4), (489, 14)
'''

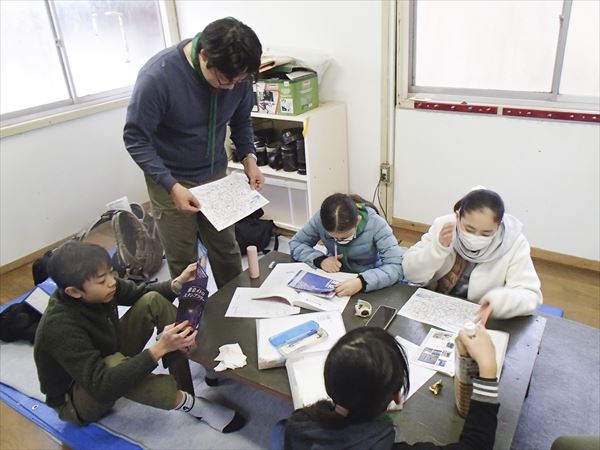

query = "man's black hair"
(48, 241), (111, 290)
(200, 17), (262, 80)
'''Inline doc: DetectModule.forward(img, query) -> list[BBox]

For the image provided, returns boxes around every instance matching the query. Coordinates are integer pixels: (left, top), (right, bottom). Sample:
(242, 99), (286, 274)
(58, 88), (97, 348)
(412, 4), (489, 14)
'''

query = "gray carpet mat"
(1, 341), (293, 449)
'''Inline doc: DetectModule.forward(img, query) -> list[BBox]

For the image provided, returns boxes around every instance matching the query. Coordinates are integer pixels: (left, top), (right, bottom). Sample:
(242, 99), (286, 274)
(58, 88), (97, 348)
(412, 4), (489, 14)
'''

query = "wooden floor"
(0, 240), (598, 449)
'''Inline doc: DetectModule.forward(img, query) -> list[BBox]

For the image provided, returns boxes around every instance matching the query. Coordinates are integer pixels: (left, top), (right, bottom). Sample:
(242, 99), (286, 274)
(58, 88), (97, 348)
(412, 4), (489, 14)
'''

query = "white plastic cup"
(247, 245), (260, 279)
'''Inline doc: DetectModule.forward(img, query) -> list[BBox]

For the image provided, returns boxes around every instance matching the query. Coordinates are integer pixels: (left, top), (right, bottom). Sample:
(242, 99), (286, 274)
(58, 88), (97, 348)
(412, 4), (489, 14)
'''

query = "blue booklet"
(287, 270), (338, 295)
(175, 256), (209, 331)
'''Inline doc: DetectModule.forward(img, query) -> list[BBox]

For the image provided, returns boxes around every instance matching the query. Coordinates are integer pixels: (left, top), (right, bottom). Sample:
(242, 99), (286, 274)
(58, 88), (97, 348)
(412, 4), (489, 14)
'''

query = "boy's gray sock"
(175, 390), (243, 433)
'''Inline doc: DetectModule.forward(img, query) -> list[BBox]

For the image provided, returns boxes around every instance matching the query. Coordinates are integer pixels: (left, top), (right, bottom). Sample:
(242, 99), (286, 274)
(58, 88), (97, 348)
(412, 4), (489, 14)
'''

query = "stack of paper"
(256, 311), (346, 369)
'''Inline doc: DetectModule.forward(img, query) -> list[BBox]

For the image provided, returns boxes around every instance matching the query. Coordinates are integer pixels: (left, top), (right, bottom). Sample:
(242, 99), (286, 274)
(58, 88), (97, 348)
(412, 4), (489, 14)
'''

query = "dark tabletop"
(188, 251), (578, 449)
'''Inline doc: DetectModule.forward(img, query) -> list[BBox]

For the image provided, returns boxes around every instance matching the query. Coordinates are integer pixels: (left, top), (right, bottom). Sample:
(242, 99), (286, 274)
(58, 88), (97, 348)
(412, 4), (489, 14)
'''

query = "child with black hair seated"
(283, 326), (499, 450)
(34, 241), (245, 433)
(290, 193), (404, 297)
(402, 187), (542, 325)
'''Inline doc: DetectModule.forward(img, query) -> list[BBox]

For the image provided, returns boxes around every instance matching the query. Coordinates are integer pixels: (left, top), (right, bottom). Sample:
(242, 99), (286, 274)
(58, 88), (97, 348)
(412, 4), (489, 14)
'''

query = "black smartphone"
(365, 305), (398, 329)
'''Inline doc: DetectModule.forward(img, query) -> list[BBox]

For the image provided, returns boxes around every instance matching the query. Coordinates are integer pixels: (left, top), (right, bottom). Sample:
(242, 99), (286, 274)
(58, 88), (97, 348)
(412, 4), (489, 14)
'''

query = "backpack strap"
(73, 210), (120, 242)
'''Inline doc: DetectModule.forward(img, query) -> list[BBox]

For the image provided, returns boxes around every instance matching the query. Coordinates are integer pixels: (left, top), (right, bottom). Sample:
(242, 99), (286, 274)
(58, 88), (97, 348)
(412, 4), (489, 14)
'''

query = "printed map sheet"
(397, 288), (480, 333)
(190, 173), (269, 231)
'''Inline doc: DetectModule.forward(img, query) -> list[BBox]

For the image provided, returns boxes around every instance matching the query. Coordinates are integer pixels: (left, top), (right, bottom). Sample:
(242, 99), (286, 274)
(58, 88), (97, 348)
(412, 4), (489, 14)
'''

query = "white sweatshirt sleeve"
(402, 216), (454, 285)
(483, 236), (543, 319)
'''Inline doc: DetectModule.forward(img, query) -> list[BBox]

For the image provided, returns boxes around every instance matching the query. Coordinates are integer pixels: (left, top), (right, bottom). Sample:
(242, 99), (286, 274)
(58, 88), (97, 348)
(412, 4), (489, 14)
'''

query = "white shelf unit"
(228, 101), (348, 231)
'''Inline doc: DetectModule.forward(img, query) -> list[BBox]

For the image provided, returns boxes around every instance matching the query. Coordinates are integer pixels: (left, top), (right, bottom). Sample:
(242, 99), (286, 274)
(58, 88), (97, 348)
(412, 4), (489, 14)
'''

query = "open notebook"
(253, 263), (357, 313)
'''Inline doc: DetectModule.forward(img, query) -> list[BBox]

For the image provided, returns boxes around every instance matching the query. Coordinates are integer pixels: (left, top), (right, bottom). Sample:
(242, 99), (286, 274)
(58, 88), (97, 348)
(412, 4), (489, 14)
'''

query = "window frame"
(0, 0), (179, 134)
(401, 0), (600, 111)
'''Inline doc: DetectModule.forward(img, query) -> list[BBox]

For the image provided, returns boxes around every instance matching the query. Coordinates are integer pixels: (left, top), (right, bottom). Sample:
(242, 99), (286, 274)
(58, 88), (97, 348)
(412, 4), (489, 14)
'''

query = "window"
(407, 0), (600, 106)
(0, 0), (166, 120)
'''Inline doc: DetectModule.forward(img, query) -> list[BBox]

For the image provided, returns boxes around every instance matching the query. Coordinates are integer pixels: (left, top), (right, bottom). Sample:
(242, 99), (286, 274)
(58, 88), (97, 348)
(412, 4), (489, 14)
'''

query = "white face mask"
(458, 230), (495, 251)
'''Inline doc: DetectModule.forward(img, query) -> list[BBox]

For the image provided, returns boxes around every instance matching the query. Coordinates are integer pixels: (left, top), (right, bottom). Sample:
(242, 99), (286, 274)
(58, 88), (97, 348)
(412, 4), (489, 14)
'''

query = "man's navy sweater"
(124, 40), (255, 193)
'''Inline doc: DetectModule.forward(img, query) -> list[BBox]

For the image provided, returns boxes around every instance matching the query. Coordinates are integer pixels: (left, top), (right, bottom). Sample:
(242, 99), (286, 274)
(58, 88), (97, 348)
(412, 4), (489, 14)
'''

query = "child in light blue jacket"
(289, 194), (403, 296)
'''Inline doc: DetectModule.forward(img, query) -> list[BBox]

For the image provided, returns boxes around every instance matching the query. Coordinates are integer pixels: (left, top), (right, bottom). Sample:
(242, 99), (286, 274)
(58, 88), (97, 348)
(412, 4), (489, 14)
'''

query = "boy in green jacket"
(34, 241), (245, 433)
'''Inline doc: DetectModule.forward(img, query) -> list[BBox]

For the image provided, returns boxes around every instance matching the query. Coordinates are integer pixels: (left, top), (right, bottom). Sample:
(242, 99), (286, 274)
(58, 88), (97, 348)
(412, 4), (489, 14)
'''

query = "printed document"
(189, 173), (269, 232)
(397, 288), (480, 333)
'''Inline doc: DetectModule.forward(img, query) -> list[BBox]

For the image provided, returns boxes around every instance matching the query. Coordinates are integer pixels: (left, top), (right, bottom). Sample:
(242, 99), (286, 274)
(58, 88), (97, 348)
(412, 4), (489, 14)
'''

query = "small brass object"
(428, 379), (443, 396)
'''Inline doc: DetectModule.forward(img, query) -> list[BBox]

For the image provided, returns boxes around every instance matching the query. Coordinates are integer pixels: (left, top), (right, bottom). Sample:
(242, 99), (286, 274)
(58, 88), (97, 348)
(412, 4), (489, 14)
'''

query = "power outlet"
(380, 163), (391, 184)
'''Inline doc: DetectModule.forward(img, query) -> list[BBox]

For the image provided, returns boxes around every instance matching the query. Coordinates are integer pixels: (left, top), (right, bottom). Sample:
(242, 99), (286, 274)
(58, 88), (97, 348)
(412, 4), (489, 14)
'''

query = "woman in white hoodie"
(402, 188), (542, 324)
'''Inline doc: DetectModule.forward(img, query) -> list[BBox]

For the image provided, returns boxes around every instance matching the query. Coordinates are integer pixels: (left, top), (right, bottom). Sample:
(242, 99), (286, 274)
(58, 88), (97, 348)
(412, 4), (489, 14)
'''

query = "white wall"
(175, 0), (384, 198)
(0, 107), (149, 265)
(393, 109), (600, 260)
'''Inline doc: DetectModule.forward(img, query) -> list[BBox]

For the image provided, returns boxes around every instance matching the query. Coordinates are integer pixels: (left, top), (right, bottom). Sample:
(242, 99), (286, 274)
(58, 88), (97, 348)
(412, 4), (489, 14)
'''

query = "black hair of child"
(320, 193), (379, 233)
(454, 189), (505, 224)
(48, 241), (111, 291)
(200, 17), (262, 80)
(303, 327), (410, 429)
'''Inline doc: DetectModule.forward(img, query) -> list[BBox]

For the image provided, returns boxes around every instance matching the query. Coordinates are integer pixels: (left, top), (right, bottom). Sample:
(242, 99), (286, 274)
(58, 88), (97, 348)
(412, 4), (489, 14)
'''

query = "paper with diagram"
(397, 288), (480, 333)
(189, 173), (269, 231)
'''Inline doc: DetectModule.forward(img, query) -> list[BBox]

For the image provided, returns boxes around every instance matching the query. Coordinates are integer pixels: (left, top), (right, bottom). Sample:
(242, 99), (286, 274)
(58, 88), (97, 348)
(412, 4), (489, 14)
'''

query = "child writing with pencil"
(289, 193), (403, 296)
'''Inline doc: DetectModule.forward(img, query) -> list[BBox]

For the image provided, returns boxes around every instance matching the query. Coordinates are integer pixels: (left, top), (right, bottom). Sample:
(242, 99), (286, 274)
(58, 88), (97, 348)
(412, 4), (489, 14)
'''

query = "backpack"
(0, 302), (40, 344)
(235, 209), (279, 255)
(32, 204), (164, 284)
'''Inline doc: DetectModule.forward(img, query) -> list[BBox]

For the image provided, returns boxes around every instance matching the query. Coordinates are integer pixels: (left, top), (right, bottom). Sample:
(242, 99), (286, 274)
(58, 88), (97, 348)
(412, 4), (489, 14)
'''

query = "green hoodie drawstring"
(191, 32), (217, 174)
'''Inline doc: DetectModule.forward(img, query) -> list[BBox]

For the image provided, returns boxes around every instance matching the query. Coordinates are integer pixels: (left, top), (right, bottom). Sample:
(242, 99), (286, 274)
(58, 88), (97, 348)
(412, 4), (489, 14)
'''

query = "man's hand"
(170, 183), (200, 214)
(320, 255), (343, 273)
(149, 321), (197, 362)
(243, 157), (264, 191)
(476, 298), (493, 326)
(334, 278), (362, 297)
(438, 221), (455, 247)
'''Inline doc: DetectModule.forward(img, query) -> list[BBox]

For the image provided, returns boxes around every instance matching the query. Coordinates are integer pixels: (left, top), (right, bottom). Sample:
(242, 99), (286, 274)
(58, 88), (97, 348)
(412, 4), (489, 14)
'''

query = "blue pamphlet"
(176, 256), (209, 331)
(287, 270), (338, 295)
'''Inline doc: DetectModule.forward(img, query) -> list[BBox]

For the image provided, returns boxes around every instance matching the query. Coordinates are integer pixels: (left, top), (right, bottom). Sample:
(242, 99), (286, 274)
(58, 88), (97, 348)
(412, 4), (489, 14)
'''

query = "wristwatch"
(242, 153), (257, 164)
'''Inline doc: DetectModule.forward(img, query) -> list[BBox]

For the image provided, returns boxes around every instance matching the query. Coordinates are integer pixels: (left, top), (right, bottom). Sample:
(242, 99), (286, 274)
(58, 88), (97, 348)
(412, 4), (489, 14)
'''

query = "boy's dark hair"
(454, 189), (505, 224)
(304, 327), (410, 428)
(48, 241), (111, 290)
(320, 193), (378, 233)
(200, 17), (262, 80)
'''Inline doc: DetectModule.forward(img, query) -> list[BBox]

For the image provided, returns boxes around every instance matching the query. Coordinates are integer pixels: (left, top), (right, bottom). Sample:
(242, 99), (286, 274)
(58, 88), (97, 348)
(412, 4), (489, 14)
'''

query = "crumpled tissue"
(214, 343), (247, 372)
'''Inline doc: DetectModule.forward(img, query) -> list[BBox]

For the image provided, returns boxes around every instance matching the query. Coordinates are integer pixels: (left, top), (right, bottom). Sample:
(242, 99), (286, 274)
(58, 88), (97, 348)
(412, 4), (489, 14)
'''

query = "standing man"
(124, 17), (264, 287)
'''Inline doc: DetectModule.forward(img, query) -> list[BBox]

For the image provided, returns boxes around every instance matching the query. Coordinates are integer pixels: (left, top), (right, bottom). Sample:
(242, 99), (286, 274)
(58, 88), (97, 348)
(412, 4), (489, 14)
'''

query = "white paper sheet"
(24, 287), (50, 314)
(225, 287), (301, 318)
(286, 350), (329, 409)
(256, 311), (346, 369)
(397, 288), (480, 333)
(189, 173), (269, 231)
(258, 263), (354, 313)
(394, 336), (437, 400)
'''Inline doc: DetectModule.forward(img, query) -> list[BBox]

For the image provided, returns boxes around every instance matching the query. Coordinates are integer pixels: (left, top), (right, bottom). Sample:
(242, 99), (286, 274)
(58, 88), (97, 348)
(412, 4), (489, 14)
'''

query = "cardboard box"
(254, 65), (319, 116)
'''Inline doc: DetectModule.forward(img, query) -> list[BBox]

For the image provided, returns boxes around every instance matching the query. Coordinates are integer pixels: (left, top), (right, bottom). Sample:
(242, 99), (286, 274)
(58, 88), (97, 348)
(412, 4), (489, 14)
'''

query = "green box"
(255, 66), (319, 116)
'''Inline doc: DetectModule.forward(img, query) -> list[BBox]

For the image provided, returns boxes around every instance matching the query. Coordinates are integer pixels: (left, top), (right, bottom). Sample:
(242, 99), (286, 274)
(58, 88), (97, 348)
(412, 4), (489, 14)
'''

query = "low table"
(189, 252), (546, 449)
